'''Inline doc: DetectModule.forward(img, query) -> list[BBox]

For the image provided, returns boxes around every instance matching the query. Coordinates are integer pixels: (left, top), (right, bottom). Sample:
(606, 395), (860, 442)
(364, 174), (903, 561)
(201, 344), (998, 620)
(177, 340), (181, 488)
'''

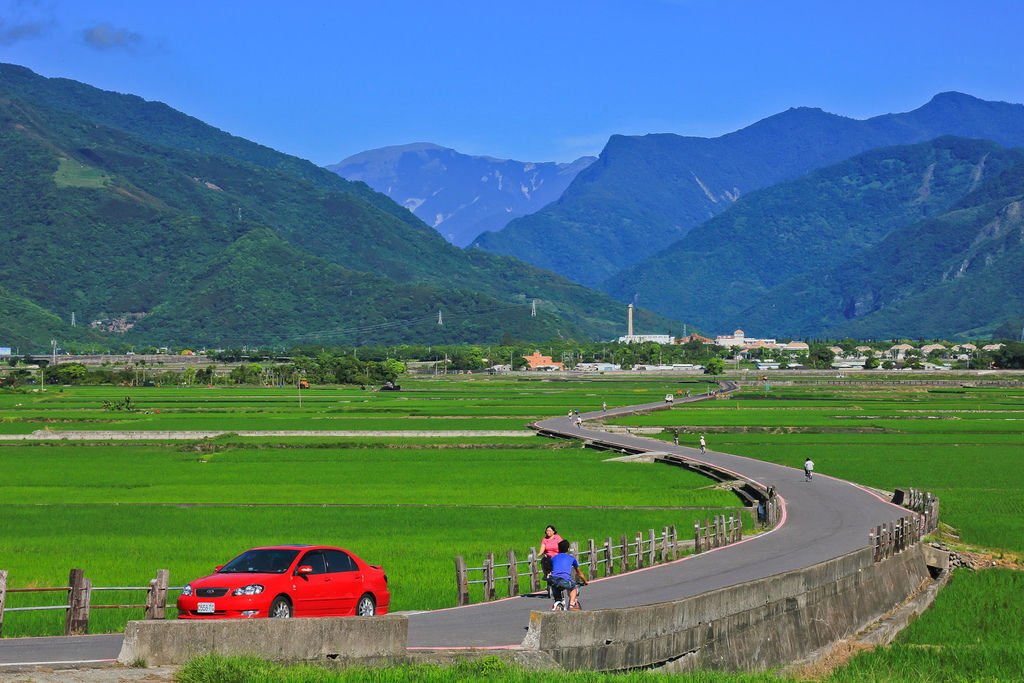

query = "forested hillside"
(473, 93), (1024, 287)
(741, 158), (1024, 338)
(0, 64), (671, 347)
(606, 138), (1024, 338)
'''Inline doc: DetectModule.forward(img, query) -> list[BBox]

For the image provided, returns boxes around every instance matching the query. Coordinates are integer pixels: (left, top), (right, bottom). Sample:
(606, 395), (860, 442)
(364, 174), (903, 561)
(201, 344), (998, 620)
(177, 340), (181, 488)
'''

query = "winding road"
(0, 388), (910, 666)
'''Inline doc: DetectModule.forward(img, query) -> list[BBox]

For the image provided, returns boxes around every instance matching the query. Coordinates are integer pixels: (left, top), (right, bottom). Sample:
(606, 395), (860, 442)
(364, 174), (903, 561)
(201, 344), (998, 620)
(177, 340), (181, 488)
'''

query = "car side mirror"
(296, 565), (313, 575)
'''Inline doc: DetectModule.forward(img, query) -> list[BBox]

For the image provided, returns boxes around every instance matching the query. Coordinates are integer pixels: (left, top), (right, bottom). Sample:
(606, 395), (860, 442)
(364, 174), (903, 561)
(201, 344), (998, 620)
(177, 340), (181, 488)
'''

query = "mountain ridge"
(472, 92), (1024, 287)
(328, 144), (595, 247)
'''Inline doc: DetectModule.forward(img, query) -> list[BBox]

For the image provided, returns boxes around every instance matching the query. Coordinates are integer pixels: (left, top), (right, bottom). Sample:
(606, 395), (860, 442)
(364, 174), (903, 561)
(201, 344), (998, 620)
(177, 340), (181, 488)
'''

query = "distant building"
(675, 334), (714, 345)
(618, 334), (673, 344)
(523, 351), (564, 371)
(888, 343), (915, 359)
(575, 362), (621, 372)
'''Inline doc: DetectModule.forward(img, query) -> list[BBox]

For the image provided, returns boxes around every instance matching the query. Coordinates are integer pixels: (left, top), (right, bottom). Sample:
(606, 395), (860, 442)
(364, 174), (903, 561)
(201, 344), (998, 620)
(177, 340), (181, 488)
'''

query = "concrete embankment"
(118, 616), (408, 666)
(522, 543), (943, 672)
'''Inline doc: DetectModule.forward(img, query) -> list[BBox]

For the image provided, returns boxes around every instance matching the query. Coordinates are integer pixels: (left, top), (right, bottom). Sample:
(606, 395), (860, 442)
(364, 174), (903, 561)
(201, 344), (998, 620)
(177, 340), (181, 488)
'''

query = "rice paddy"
(2, 373), (1023, 682)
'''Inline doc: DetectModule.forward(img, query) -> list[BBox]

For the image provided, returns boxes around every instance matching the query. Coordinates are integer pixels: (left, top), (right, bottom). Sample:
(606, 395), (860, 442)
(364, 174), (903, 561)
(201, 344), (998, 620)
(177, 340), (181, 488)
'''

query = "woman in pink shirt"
(540, 525), (563, 584)
(541, 525), (563, 558)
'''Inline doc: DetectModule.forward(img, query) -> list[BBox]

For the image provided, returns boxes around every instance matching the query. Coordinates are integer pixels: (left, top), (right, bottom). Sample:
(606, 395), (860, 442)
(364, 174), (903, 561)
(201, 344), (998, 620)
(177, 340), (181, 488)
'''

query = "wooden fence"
(693, 513), (743, 553)
(0, 568), (173, 636)
(897, 488), (940, 534)
(455, 527), (684, 606)
(870, 489), (940, 563)
(870, 516), (923, 562)
(454, 512), (753, 607)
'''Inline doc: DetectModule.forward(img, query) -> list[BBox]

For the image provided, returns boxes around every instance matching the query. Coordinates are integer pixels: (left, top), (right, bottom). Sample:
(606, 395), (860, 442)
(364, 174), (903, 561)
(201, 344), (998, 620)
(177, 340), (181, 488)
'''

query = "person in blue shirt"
(547, 539), (588, 609)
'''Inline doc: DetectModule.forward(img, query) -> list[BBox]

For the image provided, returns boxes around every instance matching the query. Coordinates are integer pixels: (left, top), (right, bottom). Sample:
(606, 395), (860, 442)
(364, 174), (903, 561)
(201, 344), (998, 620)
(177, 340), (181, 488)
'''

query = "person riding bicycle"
(804, 457), (815, 481)
(699, 434), (706, 454)
(547, 539), (588, 609)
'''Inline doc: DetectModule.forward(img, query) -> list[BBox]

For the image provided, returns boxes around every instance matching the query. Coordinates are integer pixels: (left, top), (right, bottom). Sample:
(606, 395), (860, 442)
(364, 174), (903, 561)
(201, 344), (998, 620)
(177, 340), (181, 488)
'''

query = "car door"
(324, 549), (363, 614)
(292, 550), (331, 616)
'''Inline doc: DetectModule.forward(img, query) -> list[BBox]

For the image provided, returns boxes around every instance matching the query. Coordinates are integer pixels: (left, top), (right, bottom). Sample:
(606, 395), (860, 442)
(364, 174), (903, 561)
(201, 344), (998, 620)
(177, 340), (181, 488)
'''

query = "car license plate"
(197, 602), (215, 614)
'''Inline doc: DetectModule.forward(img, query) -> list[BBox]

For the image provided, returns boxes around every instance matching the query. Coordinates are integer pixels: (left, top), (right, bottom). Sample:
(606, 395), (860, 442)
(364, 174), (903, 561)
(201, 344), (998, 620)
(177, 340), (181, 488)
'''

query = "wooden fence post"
(694, 521), (702, 553)
(528, 548), (539, 593)
(454, 556), (470, 606)
(0, 570), (6, 636)
(65, 569), (90, 636)
(507, 550), (519, 597)
(144, 569), (170, 620)
(670, 526), (678, 560)
(587, 539), (596, 578)
(648, 529), (656, 566)
(635, 532), (644, 569)
(661, 527), (669, 563)
(619, 535), (628, 573)
(604, 538), (614, 577)
(483, 554), (495, 602)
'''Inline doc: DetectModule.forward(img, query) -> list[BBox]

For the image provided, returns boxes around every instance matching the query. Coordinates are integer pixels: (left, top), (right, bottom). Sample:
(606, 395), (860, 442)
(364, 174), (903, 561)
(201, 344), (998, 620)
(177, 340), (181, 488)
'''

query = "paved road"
(405, 393), (907, 648)
(0, 390), (909, 665)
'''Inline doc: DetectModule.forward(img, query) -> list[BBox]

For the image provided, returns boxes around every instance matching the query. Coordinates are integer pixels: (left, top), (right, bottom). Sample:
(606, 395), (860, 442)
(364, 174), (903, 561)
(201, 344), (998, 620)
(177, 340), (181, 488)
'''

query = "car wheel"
(356, 594), (376, 616)
(269, 596), (292, 618)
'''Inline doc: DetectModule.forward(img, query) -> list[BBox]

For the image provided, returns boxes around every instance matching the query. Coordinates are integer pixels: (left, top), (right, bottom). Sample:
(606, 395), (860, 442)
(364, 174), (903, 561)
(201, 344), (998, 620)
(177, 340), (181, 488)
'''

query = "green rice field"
(0, 376), (734, 637)
(2, 373), (1023, 681)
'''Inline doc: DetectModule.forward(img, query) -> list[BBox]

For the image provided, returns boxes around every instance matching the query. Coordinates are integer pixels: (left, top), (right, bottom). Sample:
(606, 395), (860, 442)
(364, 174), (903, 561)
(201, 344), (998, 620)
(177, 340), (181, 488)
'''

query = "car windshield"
(218, 549), (300, 574)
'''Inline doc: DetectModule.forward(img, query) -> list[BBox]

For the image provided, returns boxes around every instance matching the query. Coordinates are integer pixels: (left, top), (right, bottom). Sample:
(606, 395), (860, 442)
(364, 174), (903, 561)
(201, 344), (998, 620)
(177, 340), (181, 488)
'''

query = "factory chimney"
(627, 304), (634, 338)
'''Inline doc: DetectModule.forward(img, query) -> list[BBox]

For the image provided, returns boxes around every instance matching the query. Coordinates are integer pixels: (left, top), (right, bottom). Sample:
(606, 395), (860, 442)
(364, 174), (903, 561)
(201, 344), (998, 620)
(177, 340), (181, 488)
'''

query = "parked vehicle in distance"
(176, 544), (389, 619)
(664, 394), (674, 402)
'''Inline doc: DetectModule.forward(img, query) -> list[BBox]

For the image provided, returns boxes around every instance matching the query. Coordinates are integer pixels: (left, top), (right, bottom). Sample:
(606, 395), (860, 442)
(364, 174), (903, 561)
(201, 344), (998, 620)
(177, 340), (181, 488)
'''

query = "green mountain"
(604, 138), (1024, 338)
(740, 159), (1024, 339)
(472, 93), (1024, 287)
(0, 63), (671, 347)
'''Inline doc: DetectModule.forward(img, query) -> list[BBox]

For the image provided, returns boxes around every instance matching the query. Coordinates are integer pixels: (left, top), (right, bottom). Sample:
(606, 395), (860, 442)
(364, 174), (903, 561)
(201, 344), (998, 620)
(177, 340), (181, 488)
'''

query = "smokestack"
(627, 304), (634, 337)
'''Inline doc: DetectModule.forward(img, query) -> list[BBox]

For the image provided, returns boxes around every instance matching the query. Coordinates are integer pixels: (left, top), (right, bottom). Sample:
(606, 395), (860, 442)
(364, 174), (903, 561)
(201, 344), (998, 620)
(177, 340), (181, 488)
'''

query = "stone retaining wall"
(522, 543), (940, 672)
(118, 616), (408, 666)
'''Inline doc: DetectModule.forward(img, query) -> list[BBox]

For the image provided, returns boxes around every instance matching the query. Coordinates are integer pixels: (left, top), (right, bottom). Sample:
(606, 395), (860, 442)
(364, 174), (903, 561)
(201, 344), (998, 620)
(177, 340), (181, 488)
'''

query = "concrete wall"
(522, 544), (935, 672)
(118, 616), (408, 666)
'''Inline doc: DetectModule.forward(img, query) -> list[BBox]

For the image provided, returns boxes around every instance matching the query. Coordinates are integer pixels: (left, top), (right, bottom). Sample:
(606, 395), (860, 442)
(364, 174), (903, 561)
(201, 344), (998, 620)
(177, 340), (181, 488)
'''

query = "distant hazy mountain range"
(0, 63), (667, 348)
(328, 144), (595, 247)
(472, 92), (1024, 289)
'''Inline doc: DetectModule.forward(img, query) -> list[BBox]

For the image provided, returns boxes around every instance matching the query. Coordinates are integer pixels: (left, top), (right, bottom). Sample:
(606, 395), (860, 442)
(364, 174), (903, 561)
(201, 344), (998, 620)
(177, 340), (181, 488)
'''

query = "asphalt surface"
(0, 390), (909, 665)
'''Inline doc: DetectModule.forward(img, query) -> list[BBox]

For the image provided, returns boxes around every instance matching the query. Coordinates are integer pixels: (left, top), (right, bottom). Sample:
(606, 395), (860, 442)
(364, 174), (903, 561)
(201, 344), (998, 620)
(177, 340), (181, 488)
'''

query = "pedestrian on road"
(602, 401), (607, 413)
(699, 434), (706, 454)
(804, 457), (815, 481)
(673, 429), (679, 446)
(575, 416), (583, 429)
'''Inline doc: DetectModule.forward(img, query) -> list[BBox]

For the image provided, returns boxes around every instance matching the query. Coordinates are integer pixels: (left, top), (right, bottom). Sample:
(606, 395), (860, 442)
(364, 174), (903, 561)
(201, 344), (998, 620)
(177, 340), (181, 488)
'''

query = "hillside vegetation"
(606, 137), (1024, 338)
(0, 63), (672, 347)
(474, 93), (1024, 288)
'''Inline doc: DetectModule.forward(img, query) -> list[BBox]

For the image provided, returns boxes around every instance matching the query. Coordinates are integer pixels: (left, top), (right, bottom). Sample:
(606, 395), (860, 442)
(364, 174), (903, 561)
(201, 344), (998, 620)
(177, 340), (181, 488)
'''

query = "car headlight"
(180, 584), (192, 597)
(232, 584), (264, 596)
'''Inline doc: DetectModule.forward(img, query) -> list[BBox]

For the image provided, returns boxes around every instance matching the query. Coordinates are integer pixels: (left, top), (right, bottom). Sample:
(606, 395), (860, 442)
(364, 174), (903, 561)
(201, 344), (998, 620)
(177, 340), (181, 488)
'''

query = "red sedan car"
(176, 544), (389, 619)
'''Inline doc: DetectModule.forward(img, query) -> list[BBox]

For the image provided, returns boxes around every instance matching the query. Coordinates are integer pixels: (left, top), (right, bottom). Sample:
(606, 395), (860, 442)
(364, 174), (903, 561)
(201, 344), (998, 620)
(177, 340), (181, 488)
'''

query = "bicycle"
(551, 580), (584, 611)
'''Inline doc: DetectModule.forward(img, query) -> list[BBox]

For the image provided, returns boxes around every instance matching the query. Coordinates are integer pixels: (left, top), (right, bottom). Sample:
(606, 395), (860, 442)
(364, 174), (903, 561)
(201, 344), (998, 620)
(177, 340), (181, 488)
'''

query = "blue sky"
(1, 0), (1021, 165)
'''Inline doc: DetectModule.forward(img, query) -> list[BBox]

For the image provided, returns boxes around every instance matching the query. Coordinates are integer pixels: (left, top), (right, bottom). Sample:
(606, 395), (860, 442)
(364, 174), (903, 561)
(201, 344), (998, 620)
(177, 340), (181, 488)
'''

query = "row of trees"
(3, 342), (1022, 388)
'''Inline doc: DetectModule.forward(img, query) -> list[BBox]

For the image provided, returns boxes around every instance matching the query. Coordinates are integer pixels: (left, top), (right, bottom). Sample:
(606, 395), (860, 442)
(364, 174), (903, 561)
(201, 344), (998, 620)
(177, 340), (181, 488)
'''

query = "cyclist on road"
(699, 434), (706, 454)
(804, 457), (815, 481)
(548, 539), (587, 609)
